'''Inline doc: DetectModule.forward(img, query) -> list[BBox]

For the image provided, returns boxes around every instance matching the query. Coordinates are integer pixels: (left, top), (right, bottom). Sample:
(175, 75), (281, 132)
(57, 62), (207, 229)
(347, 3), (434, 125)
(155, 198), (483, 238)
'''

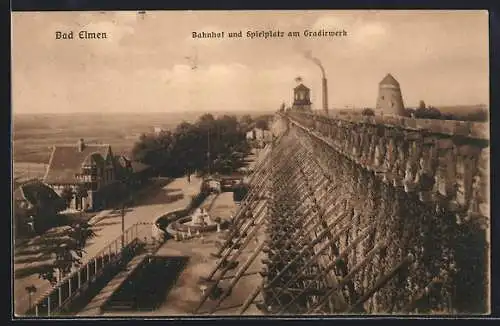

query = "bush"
(361, 108), (375, 116)
(414, 106), (442, 119)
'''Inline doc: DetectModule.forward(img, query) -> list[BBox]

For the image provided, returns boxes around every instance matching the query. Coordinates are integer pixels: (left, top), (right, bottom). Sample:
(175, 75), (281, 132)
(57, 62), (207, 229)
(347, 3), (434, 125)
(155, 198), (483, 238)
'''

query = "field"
(13, 162), (48, 187)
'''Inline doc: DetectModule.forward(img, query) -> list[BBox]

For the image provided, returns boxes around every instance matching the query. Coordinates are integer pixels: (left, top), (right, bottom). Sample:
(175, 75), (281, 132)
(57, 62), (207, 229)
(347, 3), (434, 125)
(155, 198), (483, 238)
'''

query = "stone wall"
(287, 111), (490, 224)
(265, 111), (491, 313)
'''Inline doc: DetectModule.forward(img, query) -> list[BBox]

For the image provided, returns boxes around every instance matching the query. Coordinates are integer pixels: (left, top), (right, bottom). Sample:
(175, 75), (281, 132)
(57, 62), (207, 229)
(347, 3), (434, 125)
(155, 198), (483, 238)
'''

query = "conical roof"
(379, 73), (400, 86)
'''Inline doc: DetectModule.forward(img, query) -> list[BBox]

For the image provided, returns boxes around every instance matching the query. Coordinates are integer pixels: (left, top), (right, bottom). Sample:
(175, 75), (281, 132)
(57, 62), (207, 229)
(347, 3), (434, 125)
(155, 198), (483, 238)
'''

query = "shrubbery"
(131, 114), (252, 177)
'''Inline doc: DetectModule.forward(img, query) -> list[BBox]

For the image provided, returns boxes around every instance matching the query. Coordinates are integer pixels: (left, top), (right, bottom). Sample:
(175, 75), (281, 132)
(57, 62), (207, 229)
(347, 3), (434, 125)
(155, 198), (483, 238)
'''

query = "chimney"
(322, 77), (329, 115)
(77, 138), (85, 152)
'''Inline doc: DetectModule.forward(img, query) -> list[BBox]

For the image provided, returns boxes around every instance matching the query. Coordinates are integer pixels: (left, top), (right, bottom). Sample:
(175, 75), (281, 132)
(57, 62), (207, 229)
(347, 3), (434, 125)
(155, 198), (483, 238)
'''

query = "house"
(115, 155), (152, 186)
(43, 138), (117, 211)
(13, 180), (66, 233)
(153, 126), (164, 135)
(246, 128), (273, 147)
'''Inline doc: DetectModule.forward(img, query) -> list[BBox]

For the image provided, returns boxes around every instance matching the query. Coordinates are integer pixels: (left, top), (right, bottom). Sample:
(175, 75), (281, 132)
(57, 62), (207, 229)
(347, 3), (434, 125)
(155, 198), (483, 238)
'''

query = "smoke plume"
(304, 50), (325, 77)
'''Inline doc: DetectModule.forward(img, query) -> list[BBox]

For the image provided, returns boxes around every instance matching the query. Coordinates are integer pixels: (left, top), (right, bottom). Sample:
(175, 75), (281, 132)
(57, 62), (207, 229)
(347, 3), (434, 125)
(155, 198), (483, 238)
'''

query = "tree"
(255, 117), (269, 130)
(74, 184), (88, 210)
(72, 221), (96, 248)
(132, 113), (250, 177)
(361, 108), (375, 116)
(25, 285), (37, 309)
(38, 223), (96, 285)
(465, 109), (488, 122)
(414, 105), (442, 119)
(419, 100), (426, 110)
(240, 114), (253, 125)
(198, 113), (215, 124)
(60, 186), (73, 209)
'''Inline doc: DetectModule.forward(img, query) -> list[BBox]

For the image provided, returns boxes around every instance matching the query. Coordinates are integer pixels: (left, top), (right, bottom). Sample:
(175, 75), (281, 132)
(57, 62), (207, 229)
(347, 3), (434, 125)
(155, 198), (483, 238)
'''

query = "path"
(14, 176), (201, 316)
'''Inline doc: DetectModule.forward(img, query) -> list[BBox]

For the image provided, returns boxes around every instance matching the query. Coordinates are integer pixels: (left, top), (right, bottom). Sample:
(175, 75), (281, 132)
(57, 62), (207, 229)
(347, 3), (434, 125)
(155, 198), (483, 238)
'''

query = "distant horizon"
(12, 109), (276, 116)
(11, 103), (489, 116)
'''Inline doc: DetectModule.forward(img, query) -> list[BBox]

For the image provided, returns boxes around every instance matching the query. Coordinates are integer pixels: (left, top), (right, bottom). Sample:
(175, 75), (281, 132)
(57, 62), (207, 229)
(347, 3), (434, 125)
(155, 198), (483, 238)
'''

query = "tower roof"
(379, 73), (400, 86)
(294, 83), (310, 91)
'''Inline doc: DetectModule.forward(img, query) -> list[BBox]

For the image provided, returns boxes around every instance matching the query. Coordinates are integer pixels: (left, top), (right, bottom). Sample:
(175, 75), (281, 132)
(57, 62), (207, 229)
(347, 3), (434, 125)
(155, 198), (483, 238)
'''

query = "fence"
(25, 222), (157, 317)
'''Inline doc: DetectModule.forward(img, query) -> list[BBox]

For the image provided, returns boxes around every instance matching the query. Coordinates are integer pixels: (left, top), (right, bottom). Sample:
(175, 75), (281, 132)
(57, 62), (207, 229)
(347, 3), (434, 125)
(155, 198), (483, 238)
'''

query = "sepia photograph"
(11, 10), (490, 317)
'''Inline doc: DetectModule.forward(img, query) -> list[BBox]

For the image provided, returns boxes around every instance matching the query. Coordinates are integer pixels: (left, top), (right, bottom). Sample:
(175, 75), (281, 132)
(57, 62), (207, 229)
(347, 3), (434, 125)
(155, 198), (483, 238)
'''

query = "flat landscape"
(13, 112), (196, 164)
(12, 110), (272, 185)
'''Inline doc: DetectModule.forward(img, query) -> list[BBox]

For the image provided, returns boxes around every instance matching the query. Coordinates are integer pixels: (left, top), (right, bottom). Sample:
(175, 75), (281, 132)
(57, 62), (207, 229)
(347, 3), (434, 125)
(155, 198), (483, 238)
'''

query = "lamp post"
(25, 285), (37, 311)
(207, 127), (211, 176)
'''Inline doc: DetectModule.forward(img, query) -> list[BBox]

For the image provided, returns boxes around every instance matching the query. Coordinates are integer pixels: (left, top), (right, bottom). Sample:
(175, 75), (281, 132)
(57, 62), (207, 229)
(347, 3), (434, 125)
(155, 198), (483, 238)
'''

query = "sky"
(11, 10), (489, 114)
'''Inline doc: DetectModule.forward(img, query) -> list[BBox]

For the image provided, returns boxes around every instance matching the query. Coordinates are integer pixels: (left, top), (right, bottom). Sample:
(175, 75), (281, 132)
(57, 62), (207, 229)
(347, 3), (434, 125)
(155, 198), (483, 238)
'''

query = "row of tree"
(131, 113), (258, 177)
(407, 102), (488, 121)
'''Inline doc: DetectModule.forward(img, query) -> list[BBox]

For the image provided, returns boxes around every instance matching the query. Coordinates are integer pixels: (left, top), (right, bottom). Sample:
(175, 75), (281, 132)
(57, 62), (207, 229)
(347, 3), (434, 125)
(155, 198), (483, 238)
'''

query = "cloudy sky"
(11, 10), (489, 114)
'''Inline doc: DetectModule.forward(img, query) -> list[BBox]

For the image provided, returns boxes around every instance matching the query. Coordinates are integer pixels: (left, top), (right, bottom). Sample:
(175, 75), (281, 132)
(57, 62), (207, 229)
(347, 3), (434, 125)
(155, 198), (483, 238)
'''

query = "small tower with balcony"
(292, 78), (312, 111)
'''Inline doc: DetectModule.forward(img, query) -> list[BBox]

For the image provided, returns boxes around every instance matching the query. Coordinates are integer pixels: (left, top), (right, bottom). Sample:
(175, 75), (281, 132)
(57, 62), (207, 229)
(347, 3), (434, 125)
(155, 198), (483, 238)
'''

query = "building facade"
(43, 139), (117, 211)
(292, 83), (312, 111)
(14, 180), (66, 233)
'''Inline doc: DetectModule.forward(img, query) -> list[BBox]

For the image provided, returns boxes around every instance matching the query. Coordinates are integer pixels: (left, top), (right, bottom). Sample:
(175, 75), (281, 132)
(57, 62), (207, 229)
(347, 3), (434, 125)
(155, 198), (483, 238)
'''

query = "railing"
(25, 222), (157, 317)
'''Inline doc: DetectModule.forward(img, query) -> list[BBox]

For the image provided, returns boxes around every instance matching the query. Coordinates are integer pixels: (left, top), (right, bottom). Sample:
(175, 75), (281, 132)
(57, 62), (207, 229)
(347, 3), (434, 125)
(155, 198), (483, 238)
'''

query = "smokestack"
(322, 77), (328, 115)
(304, 51), (329, 115)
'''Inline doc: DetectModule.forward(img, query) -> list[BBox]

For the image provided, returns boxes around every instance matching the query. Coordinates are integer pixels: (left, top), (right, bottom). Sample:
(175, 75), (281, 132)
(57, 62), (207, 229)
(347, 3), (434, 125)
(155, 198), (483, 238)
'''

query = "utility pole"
(207, 128), (211, 175)
(121, 204), (125, 248)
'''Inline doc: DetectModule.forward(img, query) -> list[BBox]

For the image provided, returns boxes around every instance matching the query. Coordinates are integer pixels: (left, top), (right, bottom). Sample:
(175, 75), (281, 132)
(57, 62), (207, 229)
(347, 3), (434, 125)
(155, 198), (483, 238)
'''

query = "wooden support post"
(401, 278), (442, 313)
(87, 263), (90, 282)
(205, 203), (267, 281)
(265, 219), (352, 308)
(306, 242), (390, 314)
(345, 254), (414, 313)
(276, 226), (377, 314)
(68, 277), (72, 297)
(47, 296), (51, 316)
(78, 269), (81, 288)
(208, 240), (266, 314)
(35, 304), (38, 317)
(239, 284), (263, 315)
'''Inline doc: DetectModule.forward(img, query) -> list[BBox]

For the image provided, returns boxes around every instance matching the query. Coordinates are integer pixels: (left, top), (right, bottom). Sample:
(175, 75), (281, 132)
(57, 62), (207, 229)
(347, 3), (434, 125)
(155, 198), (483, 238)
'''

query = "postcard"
(11, 10), (490, 317)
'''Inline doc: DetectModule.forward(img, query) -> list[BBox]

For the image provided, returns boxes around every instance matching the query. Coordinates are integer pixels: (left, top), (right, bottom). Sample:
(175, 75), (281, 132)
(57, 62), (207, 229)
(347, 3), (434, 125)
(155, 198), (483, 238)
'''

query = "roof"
(14, 180), (65, 214)
(44, 143), (112, 184)
(379, 73), (400, 86)
(115, 155), (131, 169)
(294, 83), (310, 91)
(130, 161), (150, 173)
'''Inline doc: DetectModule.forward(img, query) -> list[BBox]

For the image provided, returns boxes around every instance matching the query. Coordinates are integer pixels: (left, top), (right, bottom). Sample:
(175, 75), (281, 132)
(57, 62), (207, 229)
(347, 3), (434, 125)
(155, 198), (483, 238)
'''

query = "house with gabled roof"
(115, 154), (152, 186)
(14, 180), (66, 234)
(43, 138), (117, 211)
